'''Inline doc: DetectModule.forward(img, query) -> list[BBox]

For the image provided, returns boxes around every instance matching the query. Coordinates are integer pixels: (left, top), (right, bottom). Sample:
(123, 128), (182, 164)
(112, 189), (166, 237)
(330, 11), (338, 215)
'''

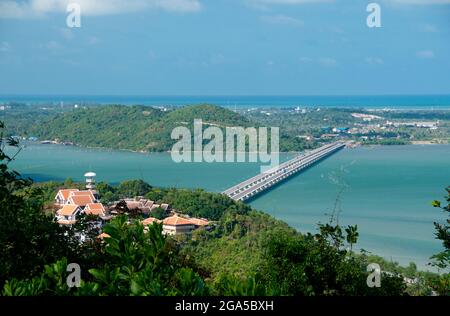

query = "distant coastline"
(4, 103), (449, 153)
(2, 94), (450, 109)
(28, 139), (447, 154)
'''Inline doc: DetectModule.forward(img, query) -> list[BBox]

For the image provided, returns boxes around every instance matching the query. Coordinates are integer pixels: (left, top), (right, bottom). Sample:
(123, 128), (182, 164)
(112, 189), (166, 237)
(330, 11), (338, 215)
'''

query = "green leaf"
(431, 200), (441, 208)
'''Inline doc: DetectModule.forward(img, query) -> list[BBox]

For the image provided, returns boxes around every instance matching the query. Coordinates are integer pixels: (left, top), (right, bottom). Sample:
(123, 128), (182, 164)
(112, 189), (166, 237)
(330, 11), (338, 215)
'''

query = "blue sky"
(0, 0), (449, 95)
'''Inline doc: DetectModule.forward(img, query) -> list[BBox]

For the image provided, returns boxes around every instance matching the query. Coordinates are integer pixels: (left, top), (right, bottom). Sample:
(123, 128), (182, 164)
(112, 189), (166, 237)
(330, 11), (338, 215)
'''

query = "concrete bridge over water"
(223, 141), (347, 202)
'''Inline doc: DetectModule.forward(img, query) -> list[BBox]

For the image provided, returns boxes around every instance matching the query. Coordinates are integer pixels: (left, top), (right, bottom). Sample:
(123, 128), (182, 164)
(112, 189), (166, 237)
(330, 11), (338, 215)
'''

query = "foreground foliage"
(430, 188), (450, 295)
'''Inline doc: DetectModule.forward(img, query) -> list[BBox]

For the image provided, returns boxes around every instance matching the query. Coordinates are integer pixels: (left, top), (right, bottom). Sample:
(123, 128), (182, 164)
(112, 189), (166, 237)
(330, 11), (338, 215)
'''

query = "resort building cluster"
(54, 172), (210, 237)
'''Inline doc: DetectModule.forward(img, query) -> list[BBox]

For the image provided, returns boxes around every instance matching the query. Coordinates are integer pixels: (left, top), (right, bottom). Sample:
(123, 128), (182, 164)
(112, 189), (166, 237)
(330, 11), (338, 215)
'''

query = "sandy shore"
(411, 140), (439, 145)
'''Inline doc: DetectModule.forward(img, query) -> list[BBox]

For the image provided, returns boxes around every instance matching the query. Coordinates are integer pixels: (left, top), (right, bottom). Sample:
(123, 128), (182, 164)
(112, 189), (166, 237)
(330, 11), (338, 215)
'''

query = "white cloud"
(318, 57), (337, 67)
(44, 40), (63, 50)
(0, 0), (202, 18)
(418, 24), (438, 33)
(245, 0), (334, 10)
(62, 58), (81, 66)
(210, 54), (225, 65)
(60, 27), (74, 40)
(299, 57), (338, 66)
(0, 42), (12, 52)
(157, 0), (201, 12)
(299, 57), (312, 63)
(148, 50), (157, 60)
(261, 14), (304, 26)
(387, 0), (450, 4)
(252, 0), (334, 4)
(199, 54), (226, 67)
(330, 26), (344, 34)
(249, 0), (450, 9)
(365, 57), (384, 65)
(416, 50), (435, 59)
(88, 36), (100, 45)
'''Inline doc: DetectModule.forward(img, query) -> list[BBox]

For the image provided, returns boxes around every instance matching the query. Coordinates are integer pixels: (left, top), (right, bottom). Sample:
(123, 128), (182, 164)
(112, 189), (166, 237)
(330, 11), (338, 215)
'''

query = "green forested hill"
(24, 104), (252, 152)
(164, 103), (250, 126)
(31, 105), (165, 151)
(3, 103), (316, 152)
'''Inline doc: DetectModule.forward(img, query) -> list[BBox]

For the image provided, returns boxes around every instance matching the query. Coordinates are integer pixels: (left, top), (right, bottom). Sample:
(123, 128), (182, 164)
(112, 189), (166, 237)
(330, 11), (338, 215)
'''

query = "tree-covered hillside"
(3, 103), (313, 152)
(13, 104), (254, 152)
(32, 105), (167, 151)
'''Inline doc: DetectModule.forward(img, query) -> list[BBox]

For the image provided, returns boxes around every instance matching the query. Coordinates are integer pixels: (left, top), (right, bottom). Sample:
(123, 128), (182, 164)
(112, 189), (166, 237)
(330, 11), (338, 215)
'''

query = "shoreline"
(27, 140), (450, 154)
(2, 95), (450, 110)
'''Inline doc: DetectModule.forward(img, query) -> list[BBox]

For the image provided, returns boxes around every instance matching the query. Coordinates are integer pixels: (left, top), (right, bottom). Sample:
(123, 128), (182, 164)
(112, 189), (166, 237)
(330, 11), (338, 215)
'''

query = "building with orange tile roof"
(68, 194), (94, 207)
(55, 189), (79, 205)
(188, 218), (210, 227)
(57, 219), (77, 225)
(84, 203), (106, 216)
(142, 217), (162, 226)
(56, 204), (81, 223)
(70, 190), (96, 201)
(162, 215), (196, 235)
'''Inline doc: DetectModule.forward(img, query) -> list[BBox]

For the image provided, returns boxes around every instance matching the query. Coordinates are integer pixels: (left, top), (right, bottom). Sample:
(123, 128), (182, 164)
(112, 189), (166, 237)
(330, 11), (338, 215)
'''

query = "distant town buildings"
(297, 135), (313, 141)
(351, 113), (382, 121)
(321, 134), (340, 139)
(315, 115), (440, 143)
(385, 120), (439, 129)
(332, 127), (350, 133)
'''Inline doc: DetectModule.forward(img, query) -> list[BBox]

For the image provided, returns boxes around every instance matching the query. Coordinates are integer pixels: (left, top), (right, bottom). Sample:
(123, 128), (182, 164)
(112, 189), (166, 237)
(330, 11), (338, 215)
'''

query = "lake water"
(8, 143), (450, 270)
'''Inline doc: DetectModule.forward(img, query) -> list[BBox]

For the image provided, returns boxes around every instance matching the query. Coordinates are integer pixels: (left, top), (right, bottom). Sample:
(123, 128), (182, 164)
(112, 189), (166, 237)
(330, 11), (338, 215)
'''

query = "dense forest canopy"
(2, 104), (266, 152)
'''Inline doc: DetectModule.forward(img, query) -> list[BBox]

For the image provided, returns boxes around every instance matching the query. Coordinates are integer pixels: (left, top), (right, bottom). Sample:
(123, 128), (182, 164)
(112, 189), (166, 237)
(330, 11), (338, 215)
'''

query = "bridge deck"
(222, 141), (346, 201)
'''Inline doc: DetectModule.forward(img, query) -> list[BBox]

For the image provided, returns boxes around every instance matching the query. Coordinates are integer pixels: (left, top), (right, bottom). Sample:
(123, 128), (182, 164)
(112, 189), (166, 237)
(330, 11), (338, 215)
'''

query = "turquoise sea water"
(2, 95), (450, 109)
(8, 143), (450, 270)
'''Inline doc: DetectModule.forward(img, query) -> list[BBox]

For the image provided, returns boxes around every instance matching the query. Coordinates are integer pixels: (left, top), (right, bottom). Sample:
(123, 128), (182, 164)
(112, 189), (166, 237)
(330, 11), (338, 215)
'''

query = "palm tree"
(345, 225), (359, 252)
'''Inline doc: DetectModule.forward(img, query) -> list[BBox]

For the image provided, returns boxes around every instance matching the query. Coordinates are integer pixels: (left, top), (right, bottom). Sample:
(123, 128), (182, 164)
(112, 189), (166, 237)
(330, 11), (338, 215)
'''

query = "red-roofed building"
(142, 217), (162, 226)
(84, 203), (106, 217)
(68, 194), (94, 208)
(162, 215), (196, 235)
(188, 218), (210, 227)
(57, 219), (77, 225)
(56, 204), (81, 223)
(70, 190), (96, 202)
(55, 189), (79, 205)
